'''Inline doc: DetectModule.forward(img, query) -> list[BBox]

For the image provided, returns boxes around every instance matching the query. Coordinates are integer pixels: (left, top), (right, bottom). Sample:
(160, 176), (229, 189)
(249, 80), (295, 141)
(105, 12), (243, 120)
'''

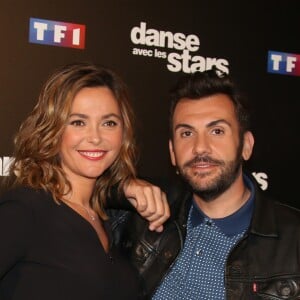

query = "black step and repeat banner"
(0, 1), (299, 207)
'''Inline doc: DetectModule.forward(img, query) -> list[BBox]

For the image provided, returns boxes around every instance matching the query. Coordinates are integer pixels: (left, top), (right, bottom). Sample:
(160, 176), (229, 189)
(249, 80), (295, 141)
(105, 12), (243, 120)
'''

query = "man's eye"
(70, 120), (84, 126)
(104, 120), (117, 127)
(181, 131), (192, 137)
(212, 128), (224, 135)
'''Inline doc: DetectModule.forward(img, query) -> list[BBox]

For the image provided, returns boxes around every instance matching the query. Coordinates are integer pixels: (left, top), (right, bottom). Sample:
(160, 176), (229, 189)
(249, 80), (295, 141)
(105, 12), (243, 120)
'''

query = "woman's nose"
(87, 126), (101, 144)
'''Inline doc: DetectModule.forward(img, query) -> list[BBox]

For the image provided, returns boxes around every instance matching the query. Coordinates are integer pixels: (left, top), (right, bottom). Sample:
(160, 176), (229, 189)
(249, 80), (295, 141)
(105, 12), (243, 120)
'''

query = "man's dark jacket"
(110, 176), (300, 299)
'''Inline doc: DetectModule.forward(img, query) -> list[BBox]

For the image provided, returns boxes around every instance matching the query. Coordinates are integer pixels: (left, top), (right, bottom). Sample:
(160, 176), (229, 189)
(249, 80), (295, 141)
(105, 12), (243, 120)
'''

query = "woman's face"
(60, 86), (123, 185)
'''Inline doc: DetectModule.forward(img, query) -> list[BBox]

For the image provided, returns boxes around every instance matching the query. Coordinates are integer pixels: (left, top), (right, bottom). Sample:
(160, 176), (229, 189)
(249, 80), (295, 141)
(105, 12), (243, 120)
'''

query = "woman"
(0, 62), (167, 299)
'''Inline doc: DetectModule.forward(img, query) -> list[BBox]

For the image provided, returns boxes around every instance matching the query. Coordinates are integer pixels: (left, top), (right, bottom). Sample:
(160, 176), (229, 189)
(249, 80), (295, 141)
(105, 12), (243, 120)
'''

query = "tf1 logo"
(267, 50), (300, 76)
(29, 18), (86, 49)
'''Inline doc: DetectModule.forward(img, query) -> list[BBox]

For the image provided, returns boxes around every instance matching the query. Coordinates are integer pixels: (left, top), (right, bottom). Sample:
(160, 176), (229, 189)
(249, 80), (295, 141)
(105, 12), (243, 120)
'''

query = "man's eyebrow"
(174, 123), (194, 131)
(207, 119), (231, 128)
(174, 119), (231, 131)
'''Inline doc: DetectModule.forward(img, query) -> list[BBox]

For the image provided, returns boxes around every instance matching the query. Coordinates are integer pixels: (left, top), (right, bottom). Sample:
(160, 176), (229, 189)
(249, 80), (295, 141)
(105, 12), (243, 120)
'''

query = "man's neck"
(193, 175), (250, 219)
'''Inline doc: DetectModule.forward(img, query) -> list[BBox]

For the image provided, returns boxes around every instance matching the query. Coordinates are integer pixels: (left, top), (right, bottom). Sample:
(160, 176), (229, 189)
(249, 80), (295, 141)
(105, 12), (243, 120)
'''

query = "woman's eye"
(70, 120), (84, 126)
(104, 120), (117, 127)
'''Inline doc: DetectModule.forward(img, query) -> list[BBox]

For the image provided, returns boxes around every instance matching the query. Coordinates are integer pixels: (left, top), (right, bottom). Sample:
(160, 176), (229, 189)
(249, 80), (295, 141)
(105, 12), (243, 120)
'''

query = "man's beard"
(178, 142), (244, 202)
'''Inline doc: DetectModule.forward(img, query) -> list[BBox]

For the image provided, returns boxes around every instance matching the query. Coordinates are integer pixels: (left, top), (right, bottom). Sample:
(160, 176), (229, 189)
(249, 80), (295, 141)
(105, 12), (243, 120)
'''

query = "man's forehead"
(174, 95), (235, 120)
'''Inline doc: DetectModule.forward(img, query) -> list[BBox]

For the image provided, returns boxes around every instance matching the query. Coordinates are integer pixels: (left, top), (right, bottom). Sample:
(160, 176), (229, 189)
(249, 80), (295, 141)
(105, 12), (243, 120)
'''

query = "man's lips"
(191, 162), (218, 168)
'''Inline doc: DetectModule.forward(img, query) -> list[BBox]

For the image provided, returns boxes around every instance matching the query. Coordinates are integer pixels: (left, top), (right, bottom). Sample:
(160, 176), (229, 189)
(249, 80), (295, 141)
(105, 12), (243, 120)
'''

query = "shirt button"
(196, 250), (202, 255)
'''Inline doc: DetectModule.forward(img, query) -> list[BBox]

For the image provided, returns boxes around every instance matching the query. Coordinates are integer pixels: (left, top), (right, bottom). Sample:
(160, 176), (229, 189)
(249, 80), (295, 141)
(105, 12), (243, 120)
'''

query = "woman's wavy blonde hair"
(8, 62), (137, 219)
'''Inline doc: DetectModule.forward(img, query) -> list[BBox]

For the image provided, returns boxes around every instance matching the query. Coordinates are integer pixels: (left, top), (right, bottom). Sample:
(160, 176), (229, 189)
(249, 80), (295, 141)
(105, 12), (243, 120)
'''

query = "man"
(115, 69), (300, 299)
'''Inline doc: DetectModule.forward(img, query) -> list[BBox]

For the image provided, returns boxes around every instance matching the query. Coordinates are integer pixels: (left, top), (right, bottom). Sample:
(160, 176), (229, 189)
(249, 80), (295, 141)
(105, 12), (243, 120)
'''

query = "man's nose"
(192, 134), (211, 155)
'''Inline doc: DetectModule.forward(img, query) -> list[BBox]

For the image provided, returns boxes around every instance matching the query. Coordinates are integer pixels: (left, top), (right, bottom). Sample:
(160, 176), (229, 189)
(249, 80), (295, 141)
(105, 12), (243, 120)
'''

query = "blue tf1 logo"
(29, 17), (86, 49)
(267, 50), (300, 76)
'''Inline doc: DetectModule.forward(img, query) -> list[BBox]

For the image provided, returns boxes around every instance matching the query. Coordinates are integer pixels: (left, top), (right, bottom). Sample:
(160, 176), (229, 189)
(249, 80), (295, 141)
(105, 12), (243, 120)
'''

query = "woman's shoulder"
(0, 185), (51, 206)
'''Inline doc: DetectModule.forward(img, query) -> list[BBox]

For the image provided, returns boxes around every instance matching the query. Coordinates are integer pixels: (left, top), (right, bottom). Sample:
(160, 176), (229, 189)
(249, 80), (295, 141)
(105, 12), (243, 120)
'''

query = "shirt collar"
(190, 174), (255, 236)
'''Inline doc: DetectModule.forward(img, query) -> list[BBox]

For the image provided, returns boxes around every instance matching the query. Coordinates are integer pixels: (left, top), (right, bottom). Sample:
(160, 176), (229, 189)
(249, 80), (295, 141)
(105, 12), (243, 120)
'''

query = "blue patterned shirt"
(152, 176), (255, 300)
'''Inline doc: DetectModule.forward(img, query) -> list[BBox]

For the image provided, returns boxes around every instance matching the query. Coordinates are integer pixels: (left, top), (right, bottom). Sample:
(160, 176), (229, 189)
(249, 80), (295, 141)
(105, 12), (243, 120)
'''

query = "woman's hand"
(124, 179), (170, 232)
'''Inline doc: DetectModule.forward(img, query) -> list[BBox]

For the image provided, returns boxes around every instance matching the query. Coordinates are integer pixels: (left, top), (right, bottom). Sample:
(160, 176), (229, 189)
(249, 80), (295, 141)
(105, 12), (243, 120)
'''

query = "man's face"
(169, 94), (253, 201)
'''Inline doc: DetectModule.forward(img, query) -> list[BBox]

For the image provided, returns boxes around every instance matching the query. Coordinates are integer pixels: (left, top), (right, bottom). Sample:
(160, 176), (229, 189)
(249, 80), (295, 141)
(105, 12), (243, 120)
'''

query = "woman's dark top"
(0, 186), (139, 300)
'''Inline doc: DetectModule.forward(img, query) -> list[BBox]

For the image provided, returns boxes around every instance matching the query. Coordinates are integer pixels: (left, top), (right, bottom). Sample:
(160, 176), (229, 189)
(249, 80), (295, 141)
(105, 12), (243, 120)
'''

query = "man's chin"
(189, 171), (216, 185)
(185, 177), (215, 193)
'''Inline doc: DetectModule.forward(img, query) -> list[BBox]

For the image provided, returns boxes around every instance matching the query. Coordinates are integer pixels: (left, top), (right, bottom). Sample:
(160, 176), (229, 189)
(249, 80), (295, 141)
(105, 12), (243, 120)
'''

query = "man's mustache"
(184, 155), (224, 168)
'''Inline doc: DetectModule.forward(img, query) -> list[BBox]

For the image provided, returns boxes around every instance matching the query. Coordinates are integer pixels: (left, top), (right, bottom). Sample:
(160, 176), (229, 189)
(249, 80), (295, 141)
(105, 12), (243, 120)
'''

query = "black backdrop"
(0, 1), (299, 207)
